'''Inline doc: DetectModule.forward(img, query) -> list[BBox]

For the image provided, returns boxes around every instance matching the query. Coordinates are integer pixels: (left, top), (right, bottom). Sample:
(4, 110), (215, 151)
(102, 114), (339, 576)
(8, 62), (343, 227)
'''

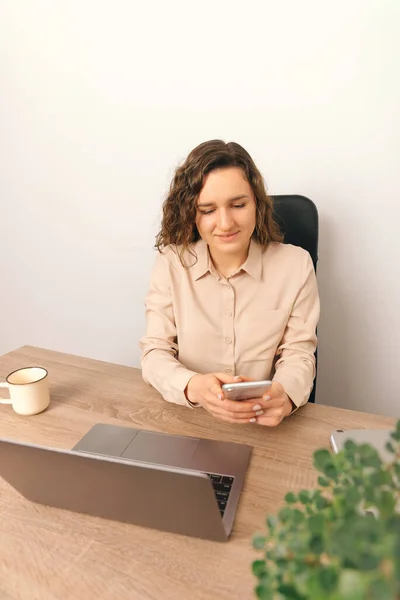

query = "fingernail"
(252, 404), (262, 411)
(218, 393), (223, 401)
(255, 410), (264, 417)
(263, 395), (271, 401)
(234, 375), (241, 380)
(249, 417), (257, 423)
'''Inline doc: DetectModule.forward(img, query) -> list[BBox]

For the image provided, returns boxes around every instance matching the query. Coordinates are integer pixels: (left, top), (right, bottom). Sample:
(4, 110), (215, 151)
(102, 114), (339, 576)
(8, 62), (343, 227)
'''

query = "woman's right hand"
(185, 373), (264, 424)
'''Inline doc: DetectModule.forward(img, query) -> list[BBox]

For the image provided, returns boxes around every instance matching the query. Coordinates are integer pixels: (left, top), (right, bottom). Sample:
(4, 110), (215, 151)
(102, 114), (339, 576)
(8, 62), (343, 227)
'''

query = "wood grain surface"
(0, 346), (395, 600)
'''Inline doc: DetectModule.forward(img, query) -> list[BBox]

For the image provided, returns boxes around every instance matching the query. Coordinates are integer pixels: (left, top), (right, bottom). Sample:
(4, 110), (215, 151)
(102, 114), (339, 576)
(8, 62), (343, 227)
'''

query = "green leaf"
(309, 534), (325, 554)
(317, 566), (339, 593)
(279, 506), (294, 523)
(353, 475), (365, 486)
(315, 495), (330, 510)
(326, 506), (337, 521)
(292, 508), (305, 526)
(364, 485), (377, 504)
(253, 534), (267, 550)
(297, 490), (310, 504)
(386, 440), (395, 454)
(255, 582), (273, 600)
(345, 485), (362, 505)
(267, 515), (277, 531)
(275, 557), (289, 569)
(358, 552), (380, 571)
(342, 450), (359, 469)
(343, 557), (358, 569)
(393, 462), (400, 480)
(292, 560), (309, 576)
(390, 430), (400, 442)
(252, 559), (268, 578)
(313, 449), (332, 472)
(308, 513), (325, 535)
(285, 492), (297, 504)
(344, 439), (358, 452)
(394, 536), (400, 559)
(318, 476), (330, 487)
(322, 463), (339, 480)
(277, 583), (306, 599)
(359, 444), (382, 468)
(387, 514), (400, 534)
(331, 526), (359, 562)
(377, 490), (396, 516)
(370, 469), (393, 487)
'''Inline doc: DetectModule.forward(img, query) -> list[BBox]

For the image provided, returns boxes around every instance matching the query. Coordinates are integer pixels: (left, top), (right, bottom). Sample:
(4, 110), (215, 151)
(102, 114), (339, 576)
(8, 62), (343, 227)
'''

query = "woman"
(140, 140), (320, 427)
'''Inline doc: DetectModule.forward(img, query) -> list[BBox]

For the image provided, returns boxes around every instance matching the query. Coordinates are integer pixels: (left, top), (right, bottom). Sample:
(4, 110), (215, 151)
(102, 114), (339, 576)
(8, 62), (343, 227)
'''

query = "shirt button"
(226, 338), (232, 345)
(224, 367), (232, 373)
(226, 311), (232, 317)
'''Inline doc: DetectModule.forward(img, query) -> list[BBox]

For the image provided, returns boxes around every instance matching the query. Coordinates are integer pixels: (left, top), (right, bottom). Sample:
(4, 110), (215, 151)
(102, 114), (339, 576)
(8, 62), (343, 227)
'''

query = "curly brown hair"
(155, 140), (282, 262)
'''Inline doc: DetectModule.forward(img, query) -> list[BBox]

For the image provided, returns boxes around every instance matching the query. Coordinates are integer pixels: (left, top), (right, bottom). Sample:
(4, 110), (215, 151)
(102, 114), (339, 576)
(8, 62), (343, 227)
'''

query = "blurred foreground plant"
(253, 421), (400, 600)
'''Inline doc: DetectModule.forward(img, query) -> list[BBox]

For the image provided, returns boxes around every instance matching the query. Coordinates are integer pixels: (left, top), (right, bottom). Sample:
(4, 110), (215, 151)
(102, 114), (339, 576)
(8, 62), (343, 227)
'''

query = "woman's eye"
(199, 204), (244, 215)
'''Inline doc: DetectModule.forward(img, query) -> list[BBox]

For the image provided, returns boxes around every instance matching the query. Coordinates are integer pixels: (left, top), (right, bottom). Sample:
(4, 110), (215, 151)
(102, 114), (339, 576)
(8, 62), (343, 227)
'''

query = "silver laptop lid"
(330, 428), (395, 462)
(0, 437), (229, 541)
(72, 423), (252, 537)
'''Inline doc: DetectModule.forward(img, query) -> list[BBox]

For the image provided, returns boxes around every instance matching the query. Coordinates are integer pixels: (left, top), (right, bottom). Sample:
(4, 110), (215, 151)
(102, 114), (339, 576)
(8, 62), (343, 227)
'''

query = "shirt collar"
(241, 239), (263, 280)
(191, 238), (263, 281)
(191, 239), (211, 281)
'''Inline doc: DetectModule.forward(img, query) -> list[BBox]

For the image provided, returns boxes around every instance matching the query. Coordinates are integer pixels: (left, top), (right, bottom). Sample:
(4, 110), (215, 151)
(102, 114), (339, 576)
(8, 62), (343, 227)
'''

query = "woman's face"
(195, 167), (257, 259)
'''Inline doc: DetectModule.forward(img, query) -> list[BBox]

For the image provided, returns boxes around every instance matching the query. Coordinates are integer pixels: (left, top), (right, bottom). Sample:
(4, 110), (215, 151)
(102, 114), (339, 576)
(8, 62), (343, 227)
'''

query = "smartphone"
(221, 380), (273, 401)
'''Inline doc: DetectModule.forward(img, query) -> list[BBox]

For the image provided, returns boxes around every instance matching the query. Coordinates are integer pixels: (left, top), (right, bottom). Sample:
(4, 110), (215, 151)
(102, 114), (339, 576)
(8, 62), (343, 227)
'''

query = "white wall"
(1, 0), (399, 416)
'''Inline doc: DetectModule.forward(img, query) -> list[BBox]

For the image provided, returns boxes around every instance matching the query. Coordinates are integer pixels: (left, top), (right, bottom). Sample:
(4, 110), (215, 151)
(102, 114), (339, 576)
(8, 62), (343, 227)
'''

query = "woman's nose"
(217, 209), (233, 231)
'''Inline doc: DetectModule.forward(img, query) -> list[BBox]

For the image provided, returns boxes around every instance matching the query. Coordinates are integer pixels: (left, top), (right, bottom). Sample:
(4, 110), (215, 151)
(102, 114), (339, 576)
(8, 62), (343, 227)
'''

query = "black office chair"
(271, 194), (319, 403)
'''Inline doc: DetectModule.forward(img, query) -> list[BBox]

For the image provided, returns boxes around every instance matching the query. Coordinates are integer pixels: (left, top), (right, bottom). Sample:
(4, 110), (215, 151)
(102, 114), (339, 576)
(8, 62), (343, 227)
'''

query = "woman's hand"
(185, 374), (294, 425)
(246, 381), (295, 427)
(185, 373), (268, 424)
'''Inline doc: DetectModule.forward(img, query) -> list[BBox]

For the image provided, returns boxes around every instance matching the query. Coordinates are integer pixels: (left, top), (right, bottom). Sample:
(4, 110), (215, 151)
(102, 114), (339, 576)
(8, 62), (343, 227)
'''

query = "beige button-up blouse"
(140, 239), (320, 409)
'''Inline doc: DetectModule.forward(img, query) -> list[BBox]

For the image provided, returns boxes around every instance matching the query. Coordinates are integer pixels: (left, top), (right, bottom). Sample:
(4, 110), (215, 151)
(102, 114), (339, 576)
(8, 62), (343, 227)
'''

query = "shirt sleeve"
(139, 251), (199, 407)
(272, 251), (320, 409)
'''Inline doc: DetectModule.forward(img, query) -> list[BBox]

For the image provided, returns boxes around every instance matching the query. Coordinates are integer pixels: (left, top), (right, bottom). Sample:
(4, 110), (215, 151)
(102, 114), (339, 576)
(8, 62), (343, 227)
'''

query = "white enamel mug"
(0, 367), (50, 415)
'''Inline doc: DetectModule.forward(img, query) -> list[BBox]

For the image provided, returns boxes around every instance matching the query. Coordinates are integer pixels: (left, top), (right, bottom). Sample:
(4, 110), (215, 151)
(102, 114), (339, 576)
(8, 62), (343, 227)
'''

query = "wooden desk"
(0, 346), (395, 600)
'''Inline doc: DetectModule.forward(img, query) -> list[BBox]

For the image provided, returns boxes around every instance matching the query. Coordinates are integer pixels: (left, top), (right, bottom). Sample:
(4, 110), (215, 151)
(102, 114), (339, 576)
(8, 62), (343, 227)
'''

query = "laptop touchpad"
(121, 431), (200, 468)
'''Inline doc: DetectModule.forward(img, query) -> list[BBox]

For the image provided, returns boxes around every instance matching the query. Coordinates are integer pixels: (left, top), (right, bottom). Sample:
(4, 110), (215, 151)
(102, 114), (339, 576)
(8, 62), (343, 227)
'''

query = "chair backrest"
(271, 194), (319, 403)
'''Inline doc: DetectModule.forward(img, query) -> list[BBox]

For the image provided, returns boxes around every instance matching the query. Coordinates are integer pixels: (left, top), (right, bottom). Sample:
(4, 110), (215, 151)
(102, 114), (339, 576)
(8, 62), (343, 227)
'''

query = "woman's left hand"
(239, 380), (295, 427)
(255, 381), (294, 426)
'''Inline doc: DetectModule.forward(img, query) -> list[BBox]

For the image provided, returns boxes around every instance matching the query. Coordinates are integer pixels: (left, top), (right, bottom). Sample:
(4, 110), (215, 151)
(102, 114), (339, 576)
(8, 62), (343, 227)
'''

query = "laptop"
(0, 423), (252, 542)
(330, 428), (395, 462)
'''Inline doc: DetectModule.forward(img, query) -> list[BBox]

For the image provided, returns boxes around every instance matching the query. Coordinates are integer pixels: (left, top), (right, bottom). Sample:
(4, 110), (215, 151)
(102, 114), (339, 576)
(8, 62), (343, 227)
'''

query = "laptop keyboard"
(205, 473), (234, 517)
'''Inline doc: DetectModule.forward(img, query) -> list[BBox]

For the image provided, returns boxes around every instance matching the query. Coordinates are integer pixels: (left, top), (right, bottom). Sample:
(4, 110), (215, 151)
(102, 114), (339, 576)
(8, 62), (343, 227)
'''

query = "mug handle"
(0, 382), (12, 404)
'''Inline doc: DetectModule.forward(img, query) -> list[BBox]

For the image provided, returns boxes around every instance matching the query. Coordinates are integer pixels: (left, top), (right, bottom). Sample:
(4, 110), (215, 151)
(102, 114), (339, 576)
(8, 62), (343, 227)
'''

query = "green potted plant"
(253, 421), (400, 599)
